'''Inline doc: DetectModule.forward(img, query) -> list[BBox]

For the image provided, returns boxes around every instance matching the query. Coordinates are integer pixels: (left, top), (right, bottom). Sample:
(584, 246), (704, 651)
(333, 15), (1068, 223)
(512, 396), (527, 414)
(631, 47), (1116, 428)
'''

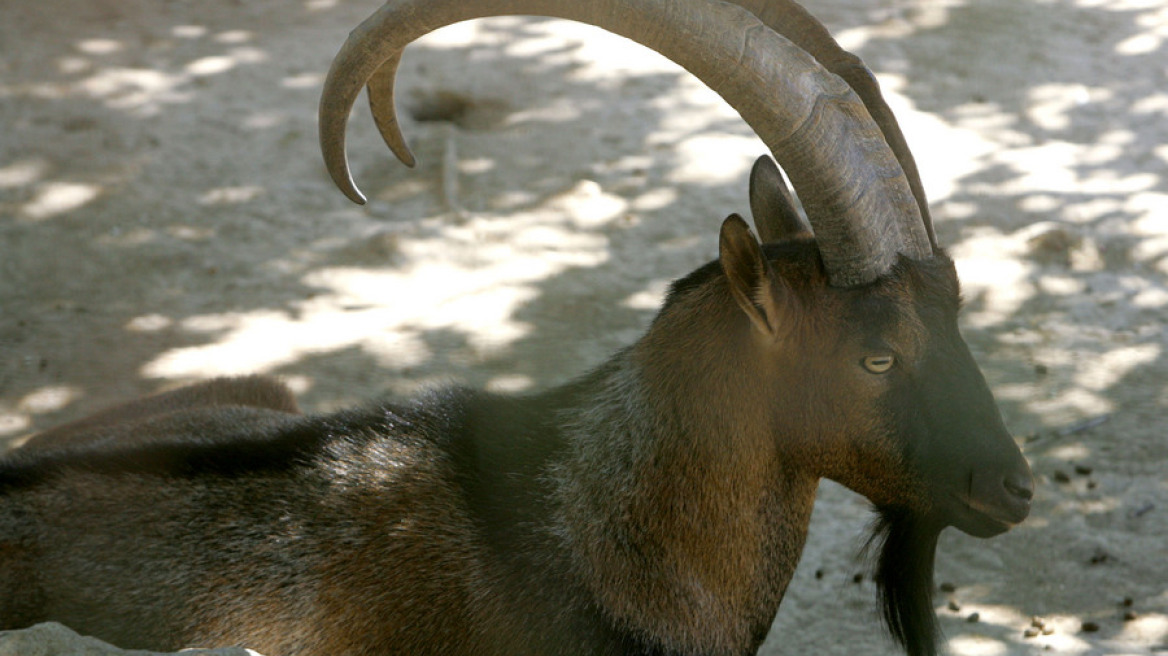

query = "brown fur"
(0, 221), (1027, 656)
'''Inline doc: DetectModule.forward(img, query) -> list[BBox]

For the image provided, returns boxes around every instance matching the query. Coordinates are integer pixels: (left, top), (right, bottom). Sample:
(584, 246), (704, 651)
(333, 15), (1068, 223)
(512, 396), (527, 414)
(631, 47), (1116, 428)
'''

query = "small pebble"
(1123, 611), (1138, 622)
(948, 601), (961, 612)
(1053, 470), (1071, 483)
(1089, 550), (1111, 565)
(1081, 621), (1100, 633)
(1122, 597), (1134, 607)
(1074, 464), (1093, 476)
(1024, 628), (1040, 638)
(1034, 363), (1048, 376)
(1031, 617), (1047, 629)
(967, 612), (980, 623)
(1043, 627), (1054, 636)
(939, 582), (957, 593)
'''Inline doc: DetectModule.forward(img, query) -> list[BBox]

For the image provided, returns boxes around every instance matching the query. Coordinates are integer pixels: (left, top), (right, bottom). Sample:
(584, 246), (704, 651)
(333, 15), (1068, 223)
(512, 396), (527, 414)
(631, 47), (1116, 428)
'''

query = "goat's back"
(0, 394), (498, 655)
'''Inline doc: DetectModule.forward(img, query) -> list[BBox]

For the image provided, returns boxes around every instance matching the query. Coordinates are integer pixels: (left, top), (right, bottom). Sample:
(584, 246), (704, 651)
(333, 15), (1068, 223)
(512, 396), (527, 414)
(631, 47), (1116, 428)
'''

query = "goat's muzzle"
(953, 458), (1034, 538)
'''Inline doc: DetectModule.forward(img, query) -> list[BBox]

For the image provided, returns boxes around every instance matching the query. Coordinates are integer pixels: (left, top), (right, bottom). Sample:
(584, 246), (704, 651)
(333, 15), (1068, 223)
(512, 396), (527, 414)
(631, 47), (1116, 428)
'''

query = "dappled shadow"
(770, 2), (1168, 655)
(1, 0), (1166, 654)
(1, 1), (758, 439)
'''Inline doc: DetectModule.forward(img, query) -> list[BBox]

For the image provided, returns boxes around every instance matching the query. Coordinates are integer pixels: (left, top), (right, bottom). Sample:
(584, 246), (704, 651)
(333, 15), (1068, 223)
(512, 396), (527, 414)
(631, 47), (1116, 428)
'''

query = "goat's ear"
(719, 214), (792, 339)
(749, 155), (812, 243)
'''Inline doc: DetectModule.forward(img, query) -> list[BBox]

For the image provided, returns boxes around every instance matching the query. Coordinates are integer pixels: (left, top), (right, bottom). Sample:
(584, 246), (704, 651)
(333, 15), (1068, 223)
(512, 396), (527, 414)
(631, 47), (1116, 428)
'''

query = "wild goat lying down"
(0, 1), (1033, 655)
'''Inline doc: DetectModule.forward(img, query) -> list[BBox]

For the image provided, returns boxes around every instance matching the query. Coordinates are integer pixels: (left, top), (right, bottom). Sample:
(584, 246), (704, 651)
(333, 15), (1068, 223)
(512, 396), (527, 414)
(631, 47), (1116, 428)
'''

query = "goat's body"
(0, 231), (1030, 656)
(0, 355), (815, 656)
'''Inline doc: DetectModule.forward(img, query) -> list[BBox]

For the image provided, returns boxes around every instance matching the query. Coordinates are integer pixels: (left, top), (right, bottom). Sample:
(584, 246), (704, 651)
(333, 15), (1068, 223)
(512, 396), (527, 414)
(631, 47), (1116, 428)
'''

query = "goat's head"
(710, 189), (1032, 655)
(315, 1), (1033, 654)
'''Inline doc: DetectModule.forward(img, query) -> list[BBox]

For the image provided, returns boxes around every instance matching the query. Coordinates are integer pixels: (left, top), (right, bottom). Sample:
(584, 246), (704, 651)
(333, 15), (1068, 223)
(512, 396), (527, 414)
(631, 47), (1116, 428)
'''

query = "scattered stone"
(1026, 225), (1081, 266)
(1034, 363), (1048, 376)
(1088, 548), (1112, 565)
(1053, 470), (1072, 483)
(406, 89), (510, 130)
(1031, 617), (1047, 629)
(1074, 464), (1093, 476)
(1081, 621), (1101, 633)
(948, 601), (961, 612)
(939, 582), (957, 593)
(1124, 611), (1138, 622)
(967, 612), (980, 623)
(1024, 628), (1040, 638)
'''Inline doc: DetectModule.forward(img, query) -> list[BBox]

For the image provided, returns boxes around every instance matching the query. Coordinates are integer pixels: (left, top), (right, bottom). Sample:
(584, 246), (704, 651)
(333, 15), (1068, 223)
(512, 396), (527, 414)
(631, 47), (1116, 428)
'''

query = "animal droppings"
(1081, 621), (1100, 632)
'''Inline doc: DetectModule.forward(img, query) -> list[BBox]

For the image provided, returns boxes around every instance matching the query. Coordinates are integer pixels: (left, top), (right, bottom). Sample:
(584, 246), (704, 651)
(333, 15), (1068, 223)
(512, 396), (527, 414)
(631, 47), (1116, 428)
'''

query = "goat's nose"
(969, 462), (1034, 526)
(1004, 471), (1034, 503)
(994, 466), (1034, 524)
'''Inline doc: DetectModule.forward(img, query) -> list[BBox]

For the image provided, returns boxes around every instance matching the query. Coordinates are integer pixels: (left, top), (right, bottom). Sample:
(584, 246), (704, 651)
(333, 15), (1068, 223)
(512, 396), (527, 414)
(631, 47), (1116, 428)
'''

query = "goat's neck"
(550, 345), (819, 655)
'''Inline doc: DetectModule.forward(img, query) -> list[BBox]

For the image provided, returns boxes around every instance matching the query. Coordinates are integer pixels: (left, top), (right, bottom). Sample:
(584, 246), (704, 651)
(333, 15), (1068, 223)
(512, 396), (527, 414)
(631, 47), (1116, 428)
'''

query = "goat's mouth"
(948, 492), (1027, 538)
(938, 463), (1034, 538)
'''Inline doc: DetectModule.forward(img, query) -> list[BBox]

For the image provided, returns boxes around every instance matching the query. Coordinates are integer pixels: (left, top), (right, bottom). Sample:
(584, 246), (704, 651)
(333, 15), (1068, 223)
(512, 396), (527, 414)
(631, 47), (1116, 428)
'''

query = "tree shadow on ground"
(1, 1), (1166, 654)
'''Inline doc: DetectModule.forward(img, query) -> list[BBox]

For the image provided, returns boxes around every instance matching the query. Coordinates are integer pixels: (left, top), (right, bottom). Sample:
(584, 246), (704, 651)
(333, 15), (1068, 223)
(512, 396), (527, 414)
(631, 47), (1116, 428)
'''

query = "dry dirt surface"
(1, 0), (1166, 654)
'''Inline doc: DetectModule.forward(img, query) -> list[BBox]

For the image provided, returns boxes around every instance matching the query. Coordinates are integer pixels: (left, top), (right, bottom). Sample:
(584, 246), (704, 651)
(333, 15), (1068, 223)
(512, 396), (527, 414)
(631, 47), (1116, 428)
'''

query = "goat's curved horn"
(319, 0), (932, 286)
(725, 0), (936, 248)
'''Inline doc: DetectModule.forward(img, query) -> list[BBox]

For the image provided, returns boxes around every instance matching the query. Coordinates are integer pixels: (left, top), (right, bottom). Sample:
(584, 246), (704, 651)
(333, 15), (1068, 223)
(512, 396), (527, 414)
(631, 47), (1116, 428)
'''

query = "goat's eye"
(862, 355), (895, 374)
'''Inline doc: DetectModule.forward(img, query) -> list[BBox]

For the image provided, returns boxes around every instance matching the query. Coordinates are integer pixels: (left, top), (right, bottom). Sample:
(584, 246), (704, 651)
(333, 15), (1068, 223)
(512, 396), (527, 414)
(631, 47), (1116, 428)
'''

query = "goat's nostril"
(1004, 474), (1034, 502)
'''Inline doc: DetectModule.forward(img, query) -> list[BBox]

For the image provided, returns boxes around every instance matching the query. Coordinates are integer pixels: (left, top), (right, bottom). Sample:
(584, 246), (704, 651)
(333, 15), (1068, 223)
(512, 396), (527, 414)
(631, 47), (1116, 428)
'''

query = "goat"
(0, 1), (1034, 655)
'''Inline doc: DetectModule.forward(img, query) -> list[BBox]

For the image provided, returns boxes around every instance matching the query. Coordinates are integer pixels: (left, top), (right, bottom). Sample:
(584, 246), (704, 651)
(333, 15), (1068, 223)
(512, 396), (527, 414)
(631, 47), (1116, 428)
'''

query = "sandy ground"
(1, 0), (1166, 654)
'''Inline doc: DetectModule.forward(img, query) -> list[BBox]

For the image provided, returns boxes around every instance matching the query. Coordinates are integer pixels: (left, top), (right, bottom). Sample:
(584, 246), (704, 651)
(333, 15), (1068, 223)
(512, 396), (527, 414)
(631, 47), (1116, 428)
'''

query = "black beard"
(864, 508), (944, 656)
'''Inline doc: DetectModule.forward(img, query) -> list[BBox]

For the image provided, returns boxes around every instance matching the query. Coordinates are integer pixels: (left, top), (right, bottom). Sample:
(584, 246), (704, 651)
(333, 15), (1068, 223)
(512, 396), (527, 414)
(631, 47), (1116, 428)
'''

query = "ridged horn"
(725, 0), (936, 248)
(319, 0), (931, 286)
